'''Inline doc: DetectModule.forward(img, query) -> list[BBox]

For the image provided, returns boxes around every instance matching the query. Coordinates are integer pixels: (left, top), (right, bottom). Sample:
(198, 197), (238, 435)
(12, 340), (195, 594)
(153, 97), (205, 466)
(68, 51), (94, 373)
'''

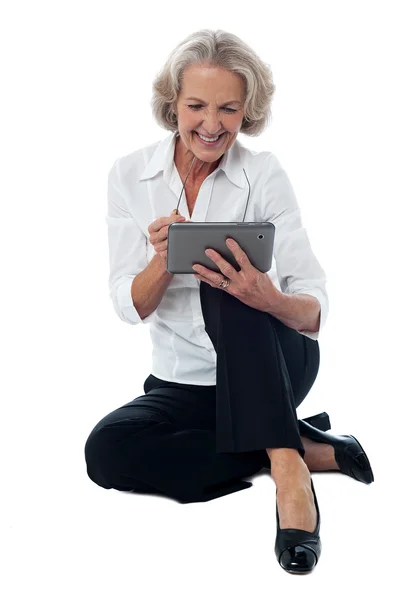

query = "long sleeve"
(263, 153), (329, 340)
(106, 158), (157, 325)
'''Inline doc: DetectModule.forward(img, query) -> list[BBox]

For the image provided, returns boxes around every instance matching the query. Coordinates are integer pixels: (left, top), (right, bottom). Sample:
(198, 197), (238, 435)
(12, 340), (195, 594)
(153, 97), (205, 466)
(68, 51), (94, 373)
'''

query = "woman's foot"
(301, 436), (339, 471)
(276, 478), (317, 532)
(268, 448), (318, 532)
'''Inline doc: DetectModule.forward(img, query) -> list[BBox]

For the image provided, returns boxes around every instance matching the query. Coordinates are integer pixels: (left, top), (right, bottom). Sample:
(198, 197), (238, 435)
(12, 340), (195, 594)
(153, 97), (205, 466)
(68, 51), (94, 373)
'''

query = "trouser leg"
(199, 281), (320, 458)
(84, 283), (321, 503)
(84, 376), (266, 503)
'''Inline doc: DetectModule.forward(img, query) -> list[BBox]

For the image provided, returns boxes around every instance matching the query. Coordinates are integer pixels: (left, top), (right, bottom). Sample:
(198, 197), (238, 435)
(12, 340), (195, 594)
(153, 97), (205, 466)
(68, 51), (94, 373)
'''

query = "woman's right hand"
(148, 209), (190, 260)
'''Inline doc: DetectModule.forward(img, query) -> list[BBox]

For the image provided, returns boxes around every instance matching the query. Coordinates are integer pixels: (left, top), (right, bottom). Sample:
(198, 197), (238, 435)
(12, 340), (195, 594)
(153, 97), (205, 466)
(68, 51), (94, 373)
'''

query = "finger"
(193, 264), (225, 287)
(154, 240), (168, 252)
(150, 224), (167, 244)
(148, 218), (165, 234)
(148, 215), (185, 234)
(160, 220), (181, 241)
(203, 248), (238, 281)
(225, 238), (251, 269)
(150, 217), (188, 244)
(193, 273), (216, 287)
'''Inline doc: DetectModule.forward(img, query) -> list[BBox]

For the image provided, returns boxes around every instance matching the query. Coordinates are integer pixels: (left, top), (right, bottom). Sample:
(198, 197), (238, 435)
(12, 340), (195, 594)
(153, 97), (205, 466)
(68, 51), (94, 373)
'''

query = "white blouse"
(106, 131), (329, 385)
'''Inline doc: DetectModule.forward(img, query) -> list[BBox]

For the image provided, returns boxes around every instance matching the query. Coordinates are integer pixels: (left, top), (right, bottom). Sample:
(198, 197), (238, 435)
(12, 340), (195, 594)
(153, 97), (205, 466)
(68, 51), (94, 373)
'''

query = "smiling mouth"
(194, 131), (226, 142)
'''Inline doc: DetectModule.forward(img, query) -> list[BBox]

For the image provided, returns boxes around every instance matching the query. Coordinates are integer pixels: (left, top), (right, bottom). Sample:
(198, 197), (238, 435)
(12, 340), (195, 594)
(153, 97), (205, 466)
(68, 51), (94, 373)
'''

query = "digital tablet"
(166, 222), (275, 275)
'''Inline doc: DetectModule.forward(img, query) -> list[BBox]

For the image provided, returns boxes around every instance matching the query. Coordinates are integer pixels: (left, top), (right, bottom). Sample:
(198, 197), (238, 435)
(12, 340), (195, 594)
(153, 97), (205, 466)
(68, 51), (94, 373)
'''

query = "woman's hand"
(148, 209), (190, 260)
(192, 238), (281, 312)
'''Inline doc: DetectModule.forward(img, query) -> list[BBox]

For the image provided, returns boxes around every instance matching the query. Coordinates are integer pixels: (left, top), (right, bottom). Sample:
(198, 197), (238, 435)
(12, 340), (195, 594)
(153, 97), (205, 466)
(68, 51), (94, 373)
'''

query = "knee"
(84, 416), (160, 490)
(84, 426), (117, 489)
(84, 419), (136, 489)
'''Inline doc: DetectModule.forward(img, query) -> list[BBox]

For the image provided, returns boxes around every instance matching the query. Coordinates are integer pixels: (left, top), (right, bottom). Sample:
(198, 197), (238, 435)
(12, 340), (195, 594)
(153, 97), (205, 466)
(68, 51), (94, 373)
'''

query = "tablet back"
(166, 222), (275, 274)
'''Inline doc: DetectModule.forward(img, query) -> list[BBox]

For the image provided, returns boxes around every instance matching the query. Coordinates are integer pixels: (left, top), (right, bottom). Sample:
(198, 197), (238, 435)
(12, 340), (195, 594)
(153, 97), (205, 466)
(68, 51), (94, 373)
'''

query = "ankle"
(267, 448), (310, 485)
(266, 447), (303, 466)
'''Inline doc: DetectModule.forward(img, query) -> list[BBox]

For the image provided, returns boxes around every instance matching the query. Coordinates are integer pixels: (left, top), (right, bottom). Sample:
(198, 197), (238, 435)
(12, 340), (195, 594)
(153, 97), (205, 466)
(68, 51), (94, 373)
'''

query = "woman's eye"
(188, 105), (236, 114)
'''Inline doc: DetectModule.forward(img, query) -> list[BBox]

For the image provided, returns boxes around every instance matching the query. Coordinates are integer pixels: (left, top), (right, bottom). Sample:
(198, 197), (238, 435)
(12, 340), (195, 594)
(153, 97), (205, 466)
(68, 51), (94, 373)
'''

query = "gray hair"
(151, 29), (276, 137)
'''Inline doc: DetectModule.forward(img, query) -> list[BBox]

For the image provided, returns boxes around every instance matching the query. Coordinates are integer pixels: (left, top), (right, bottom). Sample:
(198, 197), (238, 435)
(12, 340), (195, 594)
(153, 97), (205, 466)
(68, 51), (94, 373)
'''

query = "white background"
(2, 0), (398, 596)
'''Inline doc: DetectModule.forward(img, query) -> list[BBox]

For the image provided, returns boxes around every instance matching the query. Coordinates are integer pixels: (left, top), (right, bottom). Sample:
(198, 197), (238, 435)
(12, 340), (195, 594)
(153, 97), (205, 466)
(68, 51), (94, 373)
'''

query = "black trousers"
(84, 281), (321, 503)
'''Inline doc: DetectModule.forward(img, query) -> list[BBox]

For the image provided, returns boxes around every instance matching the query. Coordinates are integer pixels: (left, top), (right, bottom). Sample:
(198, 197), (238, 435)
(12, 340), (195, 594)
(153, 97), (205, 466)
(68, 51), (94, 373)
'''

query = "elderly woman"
(84, 29), (374, 574)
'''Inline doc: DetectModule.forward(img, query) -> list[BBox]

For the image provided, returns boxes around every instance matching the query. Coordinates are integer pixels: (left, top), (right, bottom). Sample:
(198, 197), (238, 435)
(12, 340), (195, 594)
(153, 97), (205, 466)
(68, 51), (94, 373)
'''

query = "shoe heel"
(302, 411), (331, 432)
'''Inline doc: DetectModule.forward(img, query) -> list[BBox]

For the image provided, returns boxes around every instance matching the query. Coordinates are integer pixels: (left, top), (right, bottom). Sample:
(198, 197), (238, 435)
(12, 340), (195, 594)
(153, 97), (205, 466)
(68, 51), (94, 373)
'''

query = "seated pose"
(84, 28), (374, 575)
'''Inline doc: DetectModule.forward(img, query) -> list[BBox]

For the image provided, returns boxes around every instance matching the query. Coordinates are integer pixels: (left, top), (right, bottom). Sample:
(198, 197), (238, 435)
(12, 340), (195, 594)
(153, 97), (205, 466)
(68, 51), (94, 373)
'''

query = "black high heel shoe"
(302, 411), (331, 432)
(275, 478), (321, 574)
(298, 419), (374, 484)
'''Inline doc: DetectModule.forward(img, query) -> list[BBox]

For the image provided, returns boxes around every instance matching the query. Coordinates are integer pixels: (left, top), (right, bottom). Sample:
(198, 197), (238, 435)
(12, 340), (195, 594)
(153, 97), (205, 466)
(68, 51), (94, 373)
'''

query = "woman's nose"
(202, 111), (222, 134)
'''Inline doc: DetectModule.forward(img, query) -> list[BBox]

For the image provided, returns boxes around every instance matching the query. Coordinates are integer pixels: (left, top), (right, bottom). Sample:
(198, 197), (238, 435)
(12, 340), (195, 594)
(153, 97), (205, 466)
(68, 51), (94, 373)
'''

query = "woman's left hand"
(192, 238), (281, 312)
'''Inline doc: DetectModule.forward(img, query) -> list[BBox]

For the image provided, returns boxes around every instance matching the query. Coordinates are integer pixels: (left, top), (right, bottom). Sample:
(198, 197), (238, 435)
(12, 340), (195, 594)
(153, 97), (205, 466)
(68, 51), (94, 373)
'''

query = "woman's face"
(174, 64), (246, 164)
